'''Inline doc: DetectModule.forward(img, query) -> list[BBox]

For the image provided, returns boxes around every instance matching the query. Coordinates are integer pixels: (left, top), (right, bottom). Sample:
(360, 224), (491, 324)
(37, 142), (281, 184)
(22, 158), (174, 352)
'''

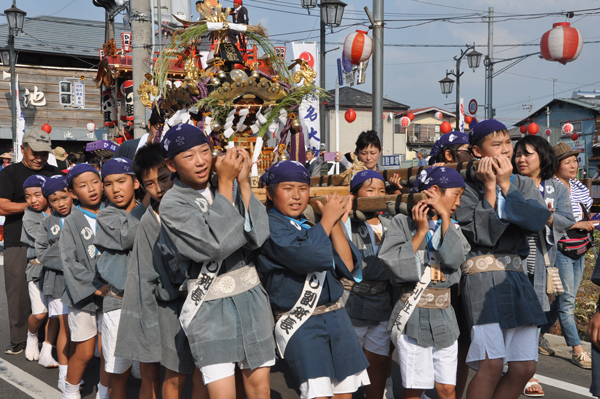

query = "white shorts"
(68, 307), (103, 343)
(201, 357), (276, 385)
(28, 281), (48, 315)
(466, 323), (538, 370)
(395, 334), (458, 389)
(102, 309), (134, 374)
(299, 369), (371, 399)
(47, 296), (68, 317)
(353, 322), (391, 357)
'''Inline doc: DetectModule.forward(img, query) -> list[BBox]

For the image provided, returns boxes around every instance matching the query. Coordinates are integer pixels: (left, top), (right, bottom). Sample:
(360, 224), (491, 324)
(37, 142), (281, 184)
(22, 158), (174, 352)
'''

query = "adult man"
(113, 113), (162, 160)
(416, 148), (428, 166)
(228, 0), (249, 46)
(0, 129), (62, 354)
(305, 148), (323, 177)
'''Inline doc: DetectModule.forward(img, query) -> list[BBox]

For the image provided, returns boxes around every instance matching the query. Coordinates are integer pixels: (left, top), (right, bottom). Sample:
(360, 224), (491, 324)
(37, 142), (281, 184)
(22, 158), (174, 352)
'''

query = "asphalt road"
(0, 250), (595, 399)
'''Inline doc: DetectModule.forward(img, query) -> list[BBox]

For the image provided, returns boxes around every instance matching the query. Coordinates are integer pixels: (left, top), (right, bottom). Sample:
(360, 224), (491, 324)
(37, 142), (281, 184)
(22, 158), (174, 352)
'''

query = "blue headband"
(469, 119), (507, 145)
(161, 123), (209, 159)
(429, 131), (470, 159)
(23, 175), (47, 190)
(260, 160), (311, 186)
(67, 163), (100, 186)
(42, 175), (68, 198)
(411, 166), (465, 193)
(350, 169), (385, 192)
(101, 157), (134, 180)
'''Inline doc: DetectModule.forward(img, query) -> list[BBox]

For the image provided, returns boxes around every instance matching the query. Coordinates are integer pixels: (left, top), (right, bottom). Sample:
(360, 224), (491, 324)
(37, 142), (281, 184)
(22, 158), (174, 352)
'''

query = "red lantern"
(528, 122), (539, 135)
(434, 111), (443, 120)
(545, 128), (552, 136)
(41, 123), (52, 134)
(464, 115), (472, 124)
(519, 125), (527, 134)
(345, 108), (357, 123)
(407, 112), (415, 121)
(343, 30), (373, 65)
(440, 121), (452, 134)
(383, 113), (386, 120)
(562, 123), (574, 134)
(540, 22), (583, 65)
(571, 133), (579, 141)
(400, 116), (411, 129)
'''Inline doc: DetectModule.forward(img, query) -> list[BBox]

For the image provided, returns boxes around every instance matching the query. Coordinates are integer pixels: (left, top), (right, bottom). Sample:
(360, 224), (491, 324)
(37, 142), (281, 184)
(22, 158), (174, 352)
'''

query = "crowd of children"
(17, 119), (575, 399)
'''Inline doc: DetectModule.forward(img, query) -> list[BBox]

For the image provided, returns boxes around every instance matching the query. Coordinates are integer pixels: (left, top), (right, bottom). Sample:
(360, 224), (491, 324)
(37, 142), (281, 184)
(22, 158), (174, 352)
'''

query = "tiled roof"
(325, 87), (409, 110)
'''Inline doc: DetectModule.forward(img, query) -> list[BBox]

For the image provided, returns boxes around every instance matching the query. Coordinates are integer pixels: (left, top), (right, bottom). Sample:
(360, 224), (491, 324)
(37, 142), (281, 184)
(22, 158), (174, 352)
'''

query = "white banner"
(291, 42), (321, 154)
(459, 97), (465, 133)
(14, 76), (25, 162)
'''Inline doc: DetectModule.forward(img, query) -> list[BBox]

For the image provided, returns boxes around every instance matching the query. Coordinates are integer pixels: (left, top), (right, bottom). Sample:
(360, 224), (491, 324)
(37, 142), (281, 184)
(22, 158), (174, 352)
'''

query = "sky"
(13, 0), (600, 127)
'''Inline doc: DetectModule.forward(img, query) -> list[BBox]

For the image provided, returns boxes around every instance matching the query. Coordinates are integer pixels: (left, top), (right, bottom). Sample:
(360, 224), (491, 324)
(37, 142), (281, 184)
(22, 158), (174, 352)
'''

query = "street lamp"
(439, 43), (480, 130)
(4, 1), (26, 163)
(300, 0), (347, 150)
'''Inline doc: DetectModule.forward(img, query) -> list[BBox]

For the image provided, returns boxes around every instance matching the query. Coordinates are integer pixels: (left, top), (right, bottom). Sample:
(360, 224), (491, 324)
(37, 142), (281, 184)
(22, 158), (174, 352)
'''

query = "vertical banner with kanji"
(459, 97), (465, 133)
(13, 76), (25, 162)
(291, 42), (320, 154)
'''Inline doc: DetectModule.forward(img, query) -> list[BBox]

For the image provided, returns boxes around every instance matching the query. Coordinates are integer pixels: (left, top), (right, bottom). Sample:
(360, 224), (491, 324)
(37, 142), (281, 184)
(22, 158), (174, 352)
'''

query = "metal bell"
(217, 70), (227, 80)
(279, 151), (288, 161)
(251, 70), (260, 80)
(210, 77), (221, 86)
(212, 121), (222, 131)
(291, 119), (302, 131)
(212, 148), (221, 157)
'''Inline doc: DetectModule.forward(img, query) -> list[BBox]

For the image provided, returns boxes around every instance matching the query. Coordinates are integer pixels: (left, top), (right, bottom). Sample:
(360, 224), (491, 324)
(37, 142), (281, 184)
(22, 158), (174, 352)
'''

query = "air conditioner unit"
(408, 135), (417, 142)
(429, 137), (436, 142)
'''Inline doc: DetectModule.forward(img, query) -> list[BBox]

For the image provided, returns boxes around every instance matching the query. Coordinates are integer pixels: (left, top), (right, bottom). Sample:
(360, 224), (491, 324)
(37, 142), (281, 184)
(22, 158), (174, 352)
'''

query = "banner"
(459, 97), (465, 133)
(14, 75), (25, 162)
(291, 42), (321, 154)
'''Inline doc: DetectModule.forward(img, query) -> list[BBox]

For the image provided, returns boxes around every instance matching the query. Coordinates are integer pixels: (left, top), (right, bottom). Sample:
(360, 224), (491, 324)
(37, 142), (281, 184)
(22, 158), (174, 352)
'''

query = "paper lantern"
(86, 122), (96, 133)
(400, 116), (411, 129)
(464, 115), (472, 124)
(571, 133), (579, 141)
(562, 122), (574, 134)
(383, 113), (386, 120)
(120, 32), (132, 53)
(407, 112), (415, 121)
(101, 88), (117, 127)
(519, 125), (527, 134)
(440, 121), (451, 134)
(528, 122), (539, 135)
(540, 22), (583, 65)
(41, 123), (52, 134)
(434, 111), (443, 120)
(345, 108), (356, 123)
(545, 128), (552, 136)
(343, 30), (373, 65)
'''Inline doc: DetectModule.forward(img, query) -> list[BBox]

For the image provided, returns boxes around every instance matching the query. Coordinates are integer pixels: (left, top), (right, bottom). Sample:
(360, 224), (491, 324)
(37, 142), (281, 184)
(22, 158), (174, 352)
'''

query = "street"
(0, 250), (594, 399)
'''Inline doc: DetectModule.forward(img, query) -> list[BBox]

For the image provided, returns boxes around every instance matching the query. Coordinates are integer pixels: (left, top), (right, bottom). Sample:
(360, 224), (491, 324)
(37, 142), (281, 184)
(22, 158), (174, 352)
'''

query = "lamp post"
(300, 0), (346, 151)
(439, 44), (481, 130)
(3, 1), (26, 163)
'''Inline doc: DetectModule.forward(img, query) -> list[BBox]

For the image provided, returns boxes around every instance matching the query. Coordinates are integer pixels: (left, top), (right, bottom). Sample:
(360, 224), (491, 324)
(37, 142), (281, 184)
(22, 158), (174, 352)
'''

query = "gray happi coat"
(36, 210), (72, 299)
(21, 207), (46, 282)
(378, 214), (470, 350)
(346, 215), (394, 326)
(453, 175), (551, 329)
(60, 207), (104, 312)
(94, 203), (145, 313)
(159, 178), (274, 369)
(116, 204), (195, 374)
(533, 179), (575, 311)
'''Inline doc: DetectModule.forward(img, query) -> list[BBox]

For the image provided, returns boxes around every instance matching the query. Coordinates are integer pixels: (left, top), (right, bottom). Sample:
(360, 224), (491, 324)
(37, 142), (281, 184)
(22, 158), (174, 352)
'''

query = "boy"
(21, 175), (57, 366)
(378, 167), (470, 399)
(453, 119), (551, 399)
(94, 157), (145, 399)
(158, 124), (274, 399)
(37, 175), (75, 391)
(257, 160), (370, 399)
(116, 142), (206, 399)
(60, 164), (108, 399)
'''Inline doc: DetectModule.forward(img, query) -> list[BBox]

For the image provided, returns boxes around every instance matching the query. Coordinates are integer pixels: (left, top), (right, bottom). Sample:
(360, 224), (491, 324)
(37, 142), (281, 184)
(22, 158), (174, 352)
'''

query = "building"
(0, 16), (125, 155)
(324, 86), (409, 161)
(395, 107), (456, 160)
(514, 91), (600, 174)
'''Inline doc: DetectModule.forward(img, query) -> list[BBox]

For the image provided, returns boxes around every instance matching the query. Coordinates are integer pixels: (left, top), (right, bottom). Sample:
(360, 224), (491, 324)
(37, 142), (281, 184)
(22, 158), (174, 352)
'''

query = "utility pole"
(130, 0), (152, 139)
(546, 106), (551, 142)
(371, 0), (384, 165)
(486, 7), (493, 119)
(522, 97), (535, 115)
(552, 78), (557, 98)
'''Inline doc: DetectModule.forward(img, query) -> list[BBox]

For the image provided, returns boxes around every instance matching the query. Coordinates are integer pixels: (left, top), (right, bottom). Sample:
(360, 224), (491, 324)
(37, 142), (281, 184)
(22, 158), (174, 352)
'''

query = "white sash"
(274, 271), (326, 358)
(179, 260), (223, 334)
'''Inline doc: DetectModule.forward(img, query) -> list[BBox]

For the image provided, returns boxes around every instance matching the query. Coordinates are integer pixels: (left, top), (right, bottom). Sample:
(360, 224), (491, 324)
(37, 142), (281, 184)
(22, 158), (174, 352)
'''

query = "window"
(561, 121), (582, 134)
(434, 125), (440, 133)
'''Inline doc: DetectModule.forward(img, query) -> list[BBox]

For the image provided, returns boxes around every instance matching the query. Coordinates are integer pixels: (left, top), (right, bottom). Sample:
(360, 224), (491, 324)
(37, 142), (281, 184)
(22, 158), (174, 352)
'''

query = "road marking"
(535, 373), (594, 398)
(0, 358), (62, 399)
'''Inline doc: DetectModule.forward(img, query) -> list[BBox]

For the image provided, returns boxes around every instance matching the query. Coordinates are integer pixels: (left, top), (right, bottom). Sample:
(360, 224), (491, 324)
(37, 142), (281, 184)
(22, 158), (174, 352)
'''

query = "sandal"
(523, 378), (544, 397)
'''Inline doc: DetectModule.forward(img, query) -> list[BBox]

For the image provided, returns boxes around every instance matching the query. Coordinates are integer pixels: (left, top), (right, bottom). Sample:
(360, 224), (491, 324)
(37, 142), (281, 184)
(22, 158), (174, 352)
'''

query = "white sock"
(38, 341), (59, 368)
(25, 331), (40, 361)
(58, 365), (68, 392)
(62, 381), (81, 399)
(96, 383), (109, 399)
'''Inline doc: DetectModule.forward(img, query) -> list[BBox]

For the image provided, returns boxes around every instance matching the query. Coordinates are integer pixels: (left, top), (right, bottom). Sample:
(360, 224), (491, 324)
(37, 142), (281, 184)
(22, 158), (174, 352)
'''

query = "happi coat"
(159, 178), (274, 370)
(256, 210), (368, 384)
(453, 174), (551, 329)
(94, 203), (145, 313)
(378, 214), (470, 349)
(21, 207), (46, 282)
(116, 204), (195, 374)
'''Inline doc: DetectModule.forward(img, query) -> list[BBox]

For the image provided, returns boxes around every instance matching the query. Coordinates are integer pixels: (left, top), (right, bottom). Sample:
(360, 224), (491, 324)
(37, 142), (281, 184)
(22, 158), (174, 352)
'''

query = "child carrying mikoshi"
(378, 166), (470, 399)
(21, 175), (57, 366)
(36, 175), (75, 391)
(60, 164), (109, 399)
(453, 120), (551, 399)
(158, 124), (274, 399)
(256, 160), (370, 399)
(94, 157), (146, 399)
(342, 170), (393, 399)
(115, 142), (207, 399)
